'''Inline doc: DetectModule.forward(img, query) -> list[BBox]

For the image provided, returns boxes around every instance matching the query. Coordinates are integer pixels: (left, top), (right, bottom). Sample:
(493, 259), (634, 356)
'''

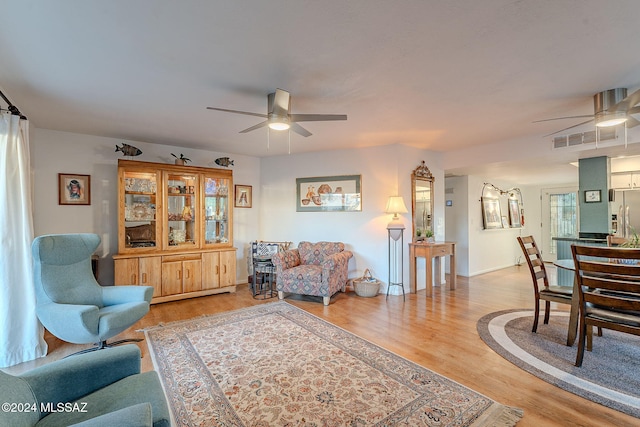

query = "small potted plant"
(616, 229), (640, 264)
(621, 229), (640, 248)
(416, 228), (423, 240)
(171, 153), (191, 165)
(424, 229), (435, 243)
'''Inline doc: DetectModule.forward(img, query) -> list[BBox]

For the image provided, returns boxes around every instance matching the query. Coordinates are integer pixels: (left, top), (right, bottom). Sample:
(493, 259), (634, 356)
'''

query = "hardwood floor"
(12, 265), (638, 426)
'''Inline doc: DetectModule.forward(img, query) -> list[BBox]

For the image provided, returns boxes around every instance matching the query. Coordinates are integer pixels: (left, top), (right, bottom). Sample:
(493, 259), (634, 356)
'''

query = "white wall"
(32, 127), (569, 291)
(30, 130), (446, 294)
(31, 128), (261, 286)
(444, 176), (469, 276)
(445, 175), (550, 276)
(260, 144), (445, 294)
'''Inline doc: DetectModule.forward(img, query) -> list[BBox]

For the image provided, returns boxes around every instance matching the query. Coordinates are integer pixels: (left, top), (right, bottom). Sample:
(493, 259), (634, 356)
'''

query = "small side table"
(409, 241), (456, 297)
(252, 257), (276, 299)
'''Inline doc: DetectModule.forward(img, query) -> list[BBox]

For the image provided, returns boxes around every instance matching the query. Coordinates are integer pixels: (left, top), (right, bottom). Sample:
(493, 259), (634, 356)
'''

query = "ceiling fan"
(534, 88), (640, 137)
(206, 88), (347, 137)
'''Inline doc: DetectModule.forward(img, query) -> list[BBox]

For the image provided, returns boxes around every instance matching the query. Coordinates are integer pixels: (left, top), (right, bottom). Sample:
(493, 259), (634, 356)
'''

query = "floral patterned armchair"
(272, 241), (353, 305)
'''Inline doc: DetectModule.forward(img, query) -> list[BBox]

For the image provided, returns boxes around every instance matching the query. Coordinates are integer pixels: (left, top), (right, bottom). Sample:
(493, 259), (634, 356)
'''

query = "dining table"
(553, 258), (580, 346)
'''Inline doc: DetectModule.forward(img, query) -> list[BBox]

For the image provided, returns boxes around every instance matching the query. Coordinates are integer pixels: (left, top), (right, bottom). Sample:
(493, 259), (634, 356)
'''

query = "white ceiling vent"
(552, 128), (617, 149)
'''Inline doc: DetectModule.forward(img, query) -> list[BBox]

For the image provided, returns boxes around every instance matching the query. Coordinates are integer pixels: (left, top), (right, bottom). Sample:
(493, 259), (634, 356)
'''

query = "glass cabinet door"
(203, 176), (230, 245)
(165, 172), (199, 249)
(123, 170), (158, 249)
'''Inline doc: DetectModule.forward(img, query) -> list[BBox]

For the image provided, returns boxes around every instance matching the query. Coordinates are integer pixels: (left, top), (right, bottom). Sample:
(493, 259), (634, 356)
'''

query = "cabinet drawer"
(162, 253), (201, 263)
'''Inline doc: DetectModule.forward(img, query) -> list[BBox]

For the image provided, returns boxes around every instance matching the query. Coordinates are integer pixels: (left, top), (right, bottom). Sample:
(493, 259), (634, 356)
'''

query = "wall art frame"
(58, 173), (91, 205)
(234, 184), (252, 208)
(296, 175), (362, 212)
(508, 198), (522, 227)
(584, 189), (601, 203)
(481, 196), (502, 229)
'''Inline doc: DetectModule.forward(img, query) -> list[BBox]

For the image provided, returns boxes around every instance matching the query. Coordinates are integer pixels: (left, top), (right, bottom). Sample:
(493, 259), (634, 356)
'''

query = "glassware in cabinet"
(203, 176), (230, 244)
(122, 170), (158, 250)
(165, 172), (199, 249)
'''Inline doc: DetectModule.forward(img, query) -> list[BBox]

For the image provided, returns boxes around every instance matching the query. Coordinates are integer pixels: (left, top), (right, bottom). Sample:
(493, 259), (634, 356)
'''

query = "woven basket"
(353, 269), (380, 297)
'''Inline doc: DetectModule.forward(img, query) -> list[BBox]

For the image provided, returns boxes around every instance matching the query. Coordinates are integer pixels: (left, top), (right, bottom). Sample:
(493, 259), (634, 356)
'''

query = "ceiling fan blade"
(239, 120), (269, 133)
(628, 106), (640, 115)
(206, 107), (268, 119)
(271, 89), (291, 116)
(532, 114), (594, 124)
(610, 88), (640, 113)
(291, 123), (312, 137)
(626, 116), (640, 128)
(289, 114), (347, 122)
(543, 118), (595, 137)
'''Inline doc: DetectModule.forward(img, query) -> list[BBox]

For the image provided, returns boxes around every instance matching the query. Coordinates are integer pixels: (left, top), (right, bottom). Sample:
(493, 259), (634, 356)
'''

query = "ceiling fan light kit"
(594, 88), (628, 127)
(595, 110), (627, 127)
(268, 119), (290, 131)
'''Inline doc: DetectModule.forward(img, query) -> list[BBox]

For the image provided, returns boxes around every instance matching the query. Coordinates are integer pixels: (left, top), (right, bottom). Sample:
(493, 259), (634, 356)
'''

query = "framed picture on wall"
(58, 173), (91, 205)
(481, 197), (502, 229)
(234, 185), (252, 208)
(508, 198), (522, 227)
(296, 175), (362, 212)
(585, 189), (601, 203)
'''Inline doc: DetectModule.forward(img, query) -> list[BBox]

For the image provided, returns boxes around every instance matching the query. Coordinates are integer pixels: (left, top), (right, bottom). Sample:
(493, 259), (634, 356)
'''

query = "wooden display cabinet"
(113, 160), (236, 303)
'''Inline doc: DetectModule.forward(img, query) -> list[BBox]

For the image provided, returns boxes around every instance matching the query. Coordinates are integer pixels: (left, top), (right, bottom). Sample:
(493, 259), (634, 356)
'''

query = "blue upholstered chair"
(0, 344), (171, 427)
(32, 234), (153, 353)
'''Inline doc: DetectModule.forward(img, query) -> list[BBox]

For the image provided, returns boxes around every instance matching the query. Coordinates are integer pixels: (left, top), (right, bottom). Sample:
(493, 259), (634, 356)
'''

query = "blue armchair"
(0, 344), (171, 426)
(32, 234), (153, 352)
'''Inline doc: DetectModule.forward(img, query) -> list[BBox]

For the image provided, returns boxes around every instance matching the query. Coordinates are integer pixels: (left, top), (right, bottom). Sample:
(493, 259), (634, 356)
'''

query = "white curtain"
(0, 111), (47, 367)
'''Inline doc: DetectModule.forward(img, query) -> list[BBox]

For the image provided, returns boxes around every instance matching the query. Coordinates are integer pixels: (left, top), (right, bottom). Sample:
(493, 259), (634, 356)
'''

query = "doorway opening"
(541, 187), (578, 262)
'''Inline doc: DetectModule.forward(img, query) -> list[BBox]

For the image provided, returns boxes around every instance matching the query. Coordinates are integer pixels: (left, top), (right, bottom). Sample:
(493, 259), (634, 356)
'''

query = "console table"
(409, 242), (456, 297)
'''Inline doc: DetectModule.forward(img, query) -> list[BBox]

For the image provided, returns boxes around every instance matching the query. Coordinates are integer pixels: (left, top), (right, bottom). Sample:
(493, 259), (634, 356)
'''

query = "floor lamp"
(386, 196), (407, 301)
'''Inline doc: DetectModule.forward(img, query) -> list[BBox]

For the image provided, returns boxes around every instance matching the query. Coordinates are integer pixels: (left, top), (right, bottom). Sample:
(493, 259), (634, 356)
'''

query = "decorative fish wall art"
(115, 143), (142, 156)
(215, 157), (234, 167)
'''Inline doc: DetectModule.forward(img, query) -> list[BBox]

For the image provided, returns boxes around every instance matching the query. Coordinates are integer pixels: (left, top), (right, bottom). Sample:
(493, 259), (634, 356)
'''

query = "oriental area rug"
(145, 301), (523, 426)
(477, 309), (640, 418)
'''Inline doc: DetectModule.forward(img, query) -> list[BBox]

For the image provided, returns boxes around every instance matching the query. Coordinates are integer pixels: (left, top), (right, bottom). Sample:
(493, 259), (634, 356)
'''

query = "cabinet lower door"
(114, 258), (139, 285)
(139, 256), (162, 297)
(220, 250), (236, 287)
(162, 261), (183, 296)
(201, 252), (220, 290)
(182, 259), (202, 293)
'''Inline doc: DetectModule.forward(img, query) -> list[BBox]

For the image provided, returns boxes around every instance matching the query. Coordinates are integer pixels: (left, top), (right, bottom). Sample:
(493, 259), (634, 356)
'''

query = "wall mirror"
(412, 161), (434, 241)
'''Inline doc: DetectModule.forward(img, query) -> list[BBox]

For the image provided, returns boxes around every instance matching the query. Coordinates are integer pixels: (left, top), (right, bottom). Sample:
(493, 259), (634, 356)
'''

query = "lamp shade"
(386, 196), (408, 235)
(385, 196), (408, 216)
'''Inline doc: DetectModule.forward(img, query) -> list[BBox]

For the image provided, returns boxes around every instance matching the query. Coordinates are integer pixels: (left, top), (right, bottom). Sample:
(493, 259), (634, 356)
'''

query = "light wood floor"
(12, 265), (638, 426)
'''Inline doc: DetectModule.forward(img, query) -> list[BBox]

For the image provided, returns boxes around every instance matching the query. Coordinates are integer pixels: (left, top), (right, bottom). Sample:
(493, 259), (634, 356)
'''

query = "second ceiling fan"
(207, 88), (347, 137)
(535, 87), (640, 137)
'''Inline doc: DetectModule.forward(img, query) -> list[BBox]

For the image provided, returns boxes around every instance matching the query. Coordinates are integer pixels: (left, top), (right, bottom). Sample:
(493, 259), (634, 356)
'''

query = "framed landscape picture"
(296, 175), (362, 212)
(58, 173), (91, 205)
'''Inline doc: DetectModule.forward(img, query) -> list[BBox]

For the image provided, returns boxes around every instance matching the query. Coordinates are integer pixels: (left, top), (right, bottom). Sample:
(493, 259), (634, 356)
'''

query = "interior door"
(541, 187), (578, 262)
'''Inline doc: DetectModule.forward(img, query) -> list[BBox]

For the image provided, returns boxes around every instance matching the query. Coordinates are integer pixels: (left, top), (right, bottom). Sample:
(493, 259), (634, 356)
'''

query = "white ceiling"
(2, 1), (640, 185)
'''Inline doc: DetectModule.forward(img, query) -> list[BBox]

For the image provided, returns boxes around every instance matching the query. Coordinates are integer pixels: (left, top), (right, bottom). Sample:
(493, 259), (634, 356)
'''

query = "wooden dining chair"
(607, 235), (628, 247)
(571, 244), (640, 367)
(517, 236), (573, 333)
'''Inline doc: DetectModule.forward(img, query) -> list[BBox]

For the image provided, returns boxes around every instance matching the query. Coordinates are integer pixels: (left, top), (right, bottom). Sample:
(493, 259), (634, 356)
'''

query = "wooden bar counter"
(409, 241), (456, 296)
